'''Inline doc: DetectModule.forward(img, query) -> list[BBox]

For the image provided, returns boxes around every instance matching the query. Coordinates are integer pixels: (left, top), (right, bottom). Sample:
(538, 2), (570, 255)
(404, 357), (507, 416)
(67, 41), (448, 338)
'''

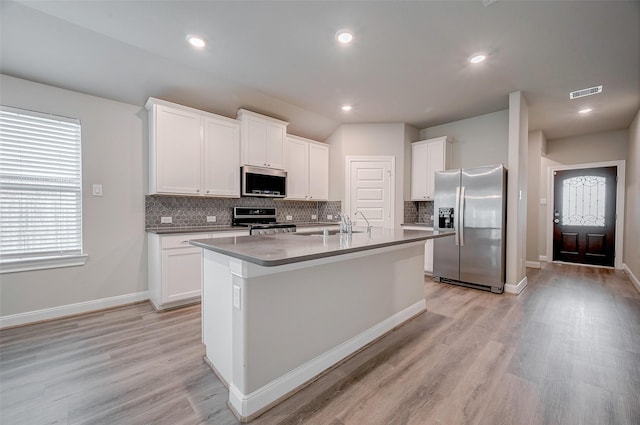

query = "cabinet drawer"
(160, 233), (210, 249)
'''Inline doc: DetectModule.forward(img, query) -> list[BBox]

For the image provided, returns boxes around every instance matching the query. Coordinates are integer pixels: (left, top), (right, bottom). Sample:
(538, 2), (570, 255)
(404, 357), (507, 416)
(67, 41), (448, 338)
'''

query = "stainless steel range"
(232, 207), (296, 235)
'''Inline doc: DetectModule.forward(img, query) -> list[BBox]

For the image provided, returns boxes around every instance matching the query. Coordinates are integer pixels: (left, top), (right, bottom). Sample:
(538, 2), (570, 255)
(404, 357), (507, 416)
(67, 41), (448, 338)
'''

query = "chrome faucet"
(355, 210), (372, 236)
(337, 212), (352, 234)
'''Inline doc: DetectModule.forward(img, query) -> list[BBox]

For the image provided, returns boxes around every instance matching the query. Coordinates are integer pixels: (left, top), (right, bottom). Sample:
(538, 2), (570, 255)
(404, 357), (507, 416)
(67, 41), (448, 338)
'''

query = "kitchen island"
(190, 228), (453, 421)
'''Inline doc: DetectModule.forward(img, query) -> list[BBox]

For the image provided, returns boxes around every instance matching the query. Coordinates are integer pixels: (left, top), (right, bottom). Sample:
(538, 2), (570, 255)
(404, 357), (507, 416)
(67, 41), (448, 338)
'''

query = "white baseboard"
(526, 261), (541, 269)
(228, 299), (427, 421)
(539, 255), (548, 262)
(623, 263), (640, 295)
(505, 276), (528, 295)
(0, 291), (149, 329)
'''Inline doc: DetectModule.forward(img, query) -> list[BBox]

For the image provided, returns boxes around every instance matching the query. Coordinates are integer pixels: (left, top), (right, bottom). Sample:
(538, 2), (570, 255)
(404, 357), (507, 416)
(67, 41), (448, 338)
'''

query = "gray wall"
(419, 109), (509, 169)
(527, 130), (546, 263)
(327, 123), (417, 227)
(0, 75), (148, 316)
(538, 129), (629, 260)
(624, 110), (640, 281)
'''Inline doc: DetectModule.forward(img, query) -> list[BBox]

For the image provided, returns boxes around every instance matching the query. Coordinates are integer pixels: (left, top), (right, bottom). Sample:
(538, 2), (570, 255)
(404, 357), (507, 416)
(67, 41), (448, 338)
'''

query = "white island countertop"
(190, 227), (453, 267)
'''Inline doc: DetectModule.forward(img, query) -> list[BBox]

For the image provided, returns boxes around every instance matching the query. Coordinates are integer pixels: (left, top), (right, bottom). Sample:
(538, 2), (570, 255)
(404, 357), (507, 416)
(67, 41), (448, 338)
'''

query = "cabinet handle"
(196, 189), (200, 193)
(180, 241), (190, 245)
(206, 190), (210, 193)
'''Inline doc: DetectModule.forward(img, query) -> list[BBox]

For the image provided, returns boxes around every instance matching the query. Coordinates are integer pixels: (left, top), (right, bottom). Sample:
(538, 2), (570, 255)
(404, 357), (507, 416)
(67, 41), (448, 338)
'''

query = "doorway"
(547, 161), (625, 269)
(345, 156), (395, 228)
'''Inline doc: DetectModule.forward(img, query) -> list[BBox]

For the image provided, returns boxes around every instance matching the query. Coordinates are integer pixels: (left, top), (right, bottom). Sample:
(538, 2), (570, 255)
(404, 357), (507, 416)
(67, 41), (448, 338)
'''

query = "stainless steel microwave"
(241, 165), (287, 198)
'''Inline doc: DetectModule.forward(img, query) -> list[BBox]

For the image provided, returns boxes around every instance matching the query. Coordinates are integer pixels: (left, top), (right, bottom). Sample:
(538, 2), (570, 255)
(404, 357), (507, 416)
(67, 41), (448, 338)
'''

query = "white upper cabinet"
(284, 136), (309, 200)
(411, 136), (451, 201)
(147, 98), (240, 197)
(203, 116), (240, 197)
(308, 142), (329, 200)
(152, 105), (202, 195)
(238, 109), (288, 169)
(284, 135), (329, 201)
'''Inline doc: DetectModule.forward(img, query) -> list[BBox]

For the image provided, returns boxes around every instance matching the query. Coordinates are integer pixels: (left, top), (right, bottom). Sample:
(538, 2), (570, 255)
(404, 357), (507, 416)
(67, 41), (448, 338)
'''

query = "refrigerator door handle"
(454, 186), (460, 246)
(459, 186), (465, 246)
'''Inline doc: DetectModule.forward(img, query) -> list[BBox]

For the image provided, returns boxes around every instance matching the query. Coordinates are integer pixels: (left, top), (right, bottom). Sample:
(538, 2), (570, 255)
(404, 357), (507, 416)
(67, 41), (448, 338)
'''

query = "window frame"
(0, 105), (87, 274)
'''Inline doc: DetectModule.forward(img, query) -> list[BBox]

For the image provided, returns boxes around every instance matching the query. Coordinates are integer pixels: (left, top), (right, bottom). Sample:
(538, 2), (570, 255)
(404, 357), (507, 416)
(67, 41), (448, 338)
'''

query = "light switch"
(161, 216), (172, 224)
(92, 184), (103, 196)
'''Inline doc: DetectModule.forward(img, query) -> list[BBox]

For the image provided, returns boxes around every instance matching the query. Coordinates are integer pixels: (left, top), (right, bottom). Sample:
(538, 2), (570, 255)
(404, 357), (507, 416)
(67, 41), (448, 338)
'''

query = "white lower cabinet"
(148, 230), (248, 310)
(402, 225), (434, 274)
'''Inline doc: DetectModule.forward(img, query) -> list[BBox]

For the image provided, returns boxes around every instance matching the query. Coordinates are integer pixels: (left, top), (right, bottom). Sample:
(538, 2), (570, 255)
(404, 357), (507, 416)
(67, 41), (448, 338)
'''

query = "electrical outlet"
(206, 216), (217, 223)
(430, 215), (434, 220)
(311, 214), (317, 220)
(286, 215), (293, 221)
(161, 216), (172, 224)
(327, 214), (333, 220)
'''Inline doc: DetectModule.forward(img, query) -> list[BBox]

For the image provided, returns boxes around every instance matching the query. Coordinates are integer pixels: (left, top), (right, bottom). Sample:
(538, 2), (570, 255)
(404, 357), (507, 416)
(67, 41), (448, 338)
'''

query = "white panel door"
(203, 118), (240, 197)
(308, 143), (329, 200)
(348, 158), (393, 228)
(284, 137), (309, 200)
(155, 105), (202, 194)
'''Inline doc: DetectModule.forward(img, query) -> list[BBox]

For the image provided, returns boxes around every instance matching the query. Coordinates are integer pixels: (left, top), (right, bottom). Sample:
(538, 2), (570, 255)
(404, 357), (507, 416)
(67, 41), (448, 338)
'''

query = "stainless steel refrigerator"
(433, 164), (507, 293)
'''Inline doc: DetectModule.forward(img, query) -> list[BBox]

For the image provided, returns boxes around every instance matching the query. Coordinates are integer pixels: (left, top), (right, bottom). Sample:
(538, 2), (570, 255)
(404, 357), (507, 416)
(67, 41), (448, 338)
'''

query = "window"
(561, 175), (606, 227)
(0, 106), (86, 273)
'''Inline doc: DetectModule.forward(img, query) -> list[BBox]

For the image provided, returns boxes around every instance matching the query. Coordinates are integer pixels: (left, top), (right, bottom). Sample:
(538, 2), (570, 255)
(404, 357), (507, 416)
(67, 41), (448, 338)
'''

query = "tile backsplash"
(404, 201), (434, 226)
(145, 195), (341, 229)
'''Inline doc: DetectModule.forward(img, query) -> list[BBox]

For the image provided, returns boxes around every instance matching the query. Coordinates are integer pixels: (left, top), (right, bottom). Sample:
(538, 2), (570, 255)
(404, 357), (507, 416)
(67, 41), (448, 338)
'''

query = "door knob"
(554, 218), (560, 224)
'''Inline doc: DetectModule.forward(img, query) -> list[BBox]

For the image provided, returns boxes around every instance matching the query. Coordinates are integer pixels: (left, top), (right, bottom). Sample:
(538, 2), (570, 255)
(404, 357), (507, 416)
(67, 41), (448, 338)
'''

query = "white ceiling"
(1, 0), (638, 141)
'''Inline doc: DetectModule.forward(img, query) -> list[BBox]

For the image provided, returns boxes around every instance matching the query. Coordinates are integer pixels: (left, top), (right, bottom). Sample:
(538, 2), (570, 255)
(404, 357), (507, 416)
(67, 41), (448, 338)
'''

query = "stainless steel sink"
(295, 230), (364, 236)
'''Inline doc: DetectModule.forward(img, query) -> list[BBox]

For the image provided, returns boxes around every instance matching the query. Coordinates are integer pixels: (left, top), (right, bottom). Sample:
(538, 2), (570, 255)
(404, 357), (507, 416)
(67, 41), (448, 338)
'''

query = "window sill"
(0, 254), (88, 274)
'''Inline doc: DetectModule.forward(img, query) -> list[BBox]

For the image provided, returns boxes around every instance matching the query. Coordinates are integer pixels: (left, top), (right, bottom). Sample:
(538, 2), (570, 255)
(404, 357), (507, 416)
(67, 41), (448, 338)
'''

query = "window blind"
(0, 106), (82, 260)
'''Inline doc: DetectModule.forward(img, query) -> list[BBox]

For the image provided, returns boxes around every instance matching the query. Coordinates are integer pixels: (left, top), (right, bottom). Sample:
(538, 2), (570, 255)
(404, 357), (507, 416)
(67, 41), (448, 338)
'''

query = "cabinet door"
(426, 141), (445, 200)
(203, 118), (240, 197)
(244, 116), (268, 167)
(155, 106), (202, 194)
(161, 247), (202, 304)
(308, 143), (329, 200)
(411, 142), (429, 200)
(266, 122), (285, 169)
(285, 138), (309, 200)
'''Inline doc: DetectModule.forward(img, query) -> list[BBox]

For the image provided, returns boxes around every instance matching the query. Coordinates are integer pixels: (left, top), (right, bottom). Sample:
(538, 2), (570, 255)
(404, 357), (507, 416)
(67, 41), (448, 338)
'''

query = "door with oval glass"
(553, 166), (617, 266)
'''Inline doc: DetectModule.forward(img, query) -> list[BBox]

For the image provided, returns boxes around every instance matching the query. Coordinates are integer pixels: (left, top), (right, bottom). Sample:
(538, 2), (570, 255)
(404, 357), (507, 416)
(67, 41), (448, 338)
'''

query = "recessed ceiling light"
(187, 35), (206, 48)
(579, 108), (593, 114)
(341, 105), (353, 112)
(336, 30), (354, 44)
(468, 54), (487, 64)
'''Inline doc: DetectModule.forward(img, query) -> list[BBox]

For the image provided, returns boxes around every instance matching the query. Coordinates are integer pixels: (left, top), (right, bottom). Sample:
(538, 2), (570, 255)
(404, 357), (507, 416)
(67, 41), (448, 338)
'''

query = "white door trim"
(345, 156), (395, 228)
(546, 160), (625, 269)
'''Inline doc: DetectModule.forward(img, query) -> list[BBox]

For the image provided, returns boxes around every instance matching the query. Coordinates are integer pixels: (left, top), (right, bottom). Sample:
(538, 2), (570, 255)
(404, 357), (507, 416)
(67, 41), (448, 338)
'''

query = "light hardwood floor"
(2, 263), (639, 425)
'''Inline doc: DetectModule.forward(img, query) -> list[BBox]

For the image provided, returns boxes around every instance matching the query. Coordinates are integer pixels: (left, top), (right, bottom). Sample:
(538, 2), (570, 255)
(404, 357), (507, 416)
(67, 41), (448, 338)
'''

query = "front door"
(346, 157), (394, 228)
(553, 166), (617, 266)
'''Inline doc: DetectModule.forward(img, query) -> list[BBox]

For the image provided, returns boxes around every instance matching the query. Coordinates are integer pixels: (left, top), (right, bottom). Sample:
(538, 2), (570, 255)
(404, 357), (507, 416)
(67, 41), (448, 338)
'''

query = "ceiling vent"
(570, 85), (603, 100)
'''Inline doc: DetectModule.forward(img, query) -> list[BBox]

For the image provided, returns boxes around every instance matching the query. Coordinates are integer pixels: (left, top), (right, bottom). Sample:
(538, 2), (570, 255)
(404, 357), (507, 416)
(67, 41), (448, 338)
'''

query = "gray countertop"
(190, 227), (454, 267)
(146, 222), (340, 235)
